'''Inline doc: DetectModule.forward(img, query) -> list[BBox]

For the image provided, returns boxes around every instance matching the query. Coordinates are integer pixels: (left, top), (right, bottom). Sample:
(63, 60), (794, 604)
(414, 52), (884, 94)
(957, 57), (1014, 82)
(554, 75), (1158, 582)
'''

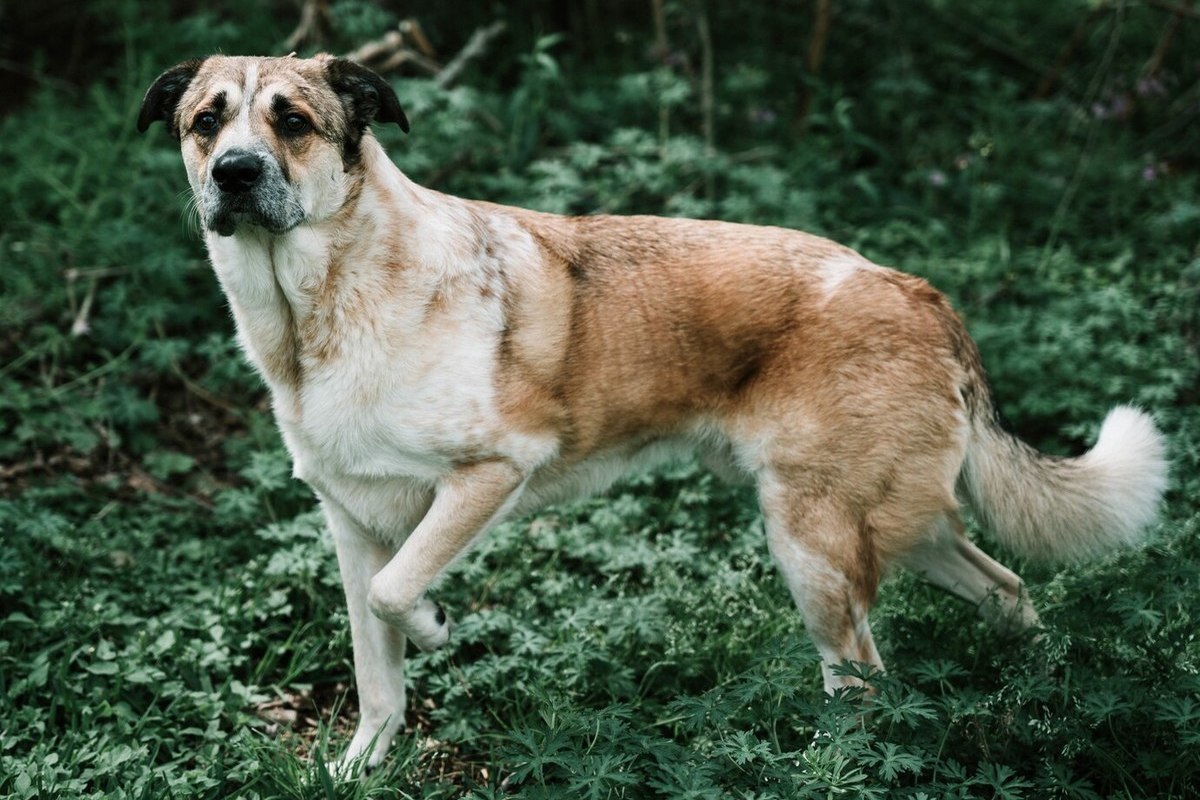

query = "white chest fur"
(208, 218), (557, 531)
(286, 317), (509, 482)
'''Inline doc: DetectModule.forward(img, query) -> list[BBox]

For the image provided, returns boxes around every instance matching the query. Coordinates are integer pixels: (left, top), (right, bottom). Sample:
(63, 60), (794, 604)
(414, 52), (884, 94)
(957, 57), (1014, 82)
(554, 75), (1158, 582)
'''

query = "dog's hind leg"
(758, 470), (885, 693)
(901, 513), (1041, 634)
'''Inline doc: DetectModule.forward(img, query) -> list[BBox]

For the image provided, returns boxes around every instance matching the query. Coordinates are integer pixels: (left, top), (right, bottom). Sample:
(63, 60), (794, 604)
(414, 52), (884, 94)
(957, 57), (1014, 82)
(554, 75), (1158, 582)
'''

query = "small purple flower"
(1135, 76), (1165, 98)
(1141, 164), (1158, 182)
(928, 169), (947, 187)
(1091, 92), (1134, 121)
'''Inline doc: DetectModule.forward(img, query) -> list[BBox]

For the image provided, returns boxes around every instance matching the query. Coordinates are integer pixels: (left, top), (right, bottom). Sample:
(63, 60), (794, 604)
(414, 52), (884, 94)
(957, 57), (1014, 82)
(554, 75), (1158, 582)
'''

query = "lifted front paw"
(368, 587), (451, 651)
(406, 599), (451, 651)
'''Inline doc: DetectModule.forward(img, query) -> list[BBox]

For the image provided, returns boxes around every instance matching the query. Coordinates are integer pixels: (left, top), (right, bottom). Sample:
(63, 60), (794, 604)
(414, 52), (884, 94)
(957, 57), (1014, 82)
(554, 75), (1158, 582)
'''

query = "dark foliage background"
(1, 1), (1198, 797)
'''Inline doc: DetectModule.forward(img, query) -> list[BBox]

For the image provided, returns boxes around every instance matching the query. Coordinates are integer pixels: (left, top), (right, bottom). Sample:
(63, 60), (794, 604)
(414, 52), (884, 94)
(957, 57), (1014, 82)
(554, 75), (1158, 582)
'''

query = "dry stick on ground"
(284, 0), (333, 52)
(795, 0), (832, 135)
(64, 266), (127, 338)
(70, 279), (97, 338)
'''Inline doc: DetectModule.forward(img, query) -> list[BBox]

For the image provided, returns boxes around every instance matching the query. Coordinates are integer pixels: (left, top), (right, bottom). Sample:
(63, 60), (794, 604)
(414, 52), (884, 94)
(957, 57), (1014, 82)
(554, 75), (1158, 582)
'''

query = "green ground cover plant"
(1, 1), (1198, 797)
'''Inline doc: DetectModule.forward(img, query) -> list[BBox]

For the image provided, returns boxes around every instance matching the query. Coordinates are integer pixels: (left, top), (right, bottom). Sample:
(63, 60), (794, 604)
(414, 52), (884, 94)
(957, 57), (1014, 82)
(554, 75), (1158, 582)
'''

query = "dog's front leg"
(368, 459), (525, 651)
(322, 494), (428, 771)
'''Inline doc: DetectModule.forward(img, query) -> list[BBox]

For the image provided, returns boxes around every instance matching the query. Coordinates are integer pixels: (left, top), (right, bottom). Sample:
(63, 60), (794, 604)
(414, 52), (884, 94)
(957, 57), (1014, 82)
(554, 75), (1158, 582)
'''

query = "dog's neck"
(203, 135), (478, 404)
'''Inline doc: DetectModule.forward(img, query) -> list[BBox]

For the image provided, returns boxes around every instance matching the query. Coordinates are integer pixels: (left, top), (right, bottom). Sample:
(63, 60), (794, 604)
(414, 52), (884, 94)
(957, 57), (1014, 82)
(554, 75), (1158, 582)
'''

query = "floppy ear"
(137, 59), (205, 136)
(325, 57), (410, 136)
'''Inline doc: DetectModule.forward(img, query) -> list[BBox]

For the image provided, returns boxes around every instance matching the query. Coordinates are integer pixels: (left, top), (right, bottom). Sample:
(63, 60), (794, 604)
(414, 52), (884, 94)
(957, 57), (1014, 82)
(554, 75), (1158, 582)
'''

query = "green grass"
(2, 1), (1199, 797)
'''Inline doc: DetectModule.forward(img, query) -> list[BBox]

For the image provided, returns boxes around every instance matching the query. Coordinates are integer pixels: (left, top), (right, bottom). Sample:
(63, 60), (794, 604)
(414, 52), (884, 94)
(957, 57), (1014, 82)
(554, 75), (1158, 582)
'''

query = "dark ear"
(137, 59), (205, 136)
(325, 58), (410, 136)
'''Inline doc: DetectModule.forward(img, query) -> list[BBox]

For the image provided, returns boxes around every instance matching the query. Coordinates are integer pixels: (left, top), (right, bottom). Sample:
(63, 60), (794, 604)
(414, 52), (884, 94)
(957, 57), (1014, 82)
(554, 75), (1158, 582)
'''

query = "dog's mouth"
(208, 202), (289, 237)
(204, 192), (304, 238)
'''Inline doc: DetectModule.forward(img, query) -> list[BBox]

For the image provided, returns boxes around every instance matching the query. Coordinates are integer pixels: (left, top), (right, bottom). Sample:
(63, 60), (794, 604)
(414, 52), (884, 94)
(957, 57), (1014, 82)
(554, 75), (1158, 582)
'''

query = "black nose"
(212, 151), (263, 194)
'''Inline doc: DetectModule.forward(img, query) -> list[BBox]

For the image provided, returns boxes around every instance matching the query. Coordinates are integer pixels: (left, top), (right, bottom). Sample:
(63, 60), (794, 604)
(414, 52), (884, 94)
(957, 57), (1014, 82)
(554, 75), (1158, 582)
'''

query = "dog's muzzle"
(203, 148), (303, 237)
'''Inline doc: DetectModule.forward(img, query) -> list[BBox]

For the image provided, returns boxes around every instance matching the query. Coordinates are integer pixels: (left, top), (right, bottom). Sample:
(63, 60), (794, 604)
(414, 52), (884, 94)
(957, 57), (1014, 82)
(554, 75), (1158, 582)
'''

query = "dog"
(139, 54), (1168, 769)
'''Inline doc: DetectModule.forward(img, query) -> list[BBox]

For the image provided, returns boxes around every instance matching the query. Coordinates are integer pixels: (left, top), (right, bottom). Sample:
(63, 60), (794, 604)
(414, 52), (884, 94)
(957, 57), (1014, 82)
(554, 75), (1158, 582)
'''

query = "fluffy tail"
(961, 405), (1169, 563)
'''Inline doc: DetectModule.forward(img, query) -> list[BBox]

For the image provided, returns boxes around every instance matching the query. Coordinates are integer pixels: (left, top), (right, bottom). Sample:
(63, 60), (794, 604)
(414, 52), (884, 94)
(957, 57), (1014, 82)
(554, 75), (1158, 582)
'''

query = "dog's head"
(138, 55), (408, 237)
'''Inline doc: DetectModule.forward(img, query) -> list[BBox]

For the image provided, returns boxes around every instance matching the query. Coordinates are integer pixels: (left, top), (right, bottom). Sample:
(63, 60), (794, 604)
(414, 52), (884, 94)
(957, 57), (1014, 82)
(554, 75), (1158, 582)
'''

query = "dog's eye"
(281, 113), (311, 136)
(193, 112), (219, 135)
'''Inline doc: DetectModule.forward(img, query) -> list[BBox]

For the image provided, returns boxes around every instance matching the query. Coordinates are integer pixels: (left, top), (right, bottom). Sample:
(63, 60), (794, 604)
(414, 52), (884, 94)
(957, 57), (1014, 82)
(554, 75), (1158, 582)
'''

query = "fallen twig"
(70, 278), (96, 338)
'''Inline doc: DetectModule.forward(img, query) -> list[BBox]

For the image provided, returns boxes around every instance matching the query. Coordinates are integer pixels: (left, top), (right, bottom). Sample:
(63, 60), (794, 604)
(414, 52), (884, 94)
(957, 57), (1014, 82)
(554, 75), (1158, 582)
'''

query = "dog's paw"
(367, 583), (452, 650)
(405, 598), (451, 651)
(332, 718), (404, 778)
(326, 754), (365, 781)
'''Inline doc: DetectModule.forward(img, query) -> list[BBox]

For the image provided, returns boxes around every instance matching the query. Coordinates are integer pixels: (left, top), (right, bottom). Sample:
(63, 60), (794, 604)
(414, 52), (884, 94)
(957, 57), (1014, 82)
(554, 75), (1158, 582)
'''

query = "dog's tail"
(937, 302), (1169, 563)
(958, 374), (1168, 563)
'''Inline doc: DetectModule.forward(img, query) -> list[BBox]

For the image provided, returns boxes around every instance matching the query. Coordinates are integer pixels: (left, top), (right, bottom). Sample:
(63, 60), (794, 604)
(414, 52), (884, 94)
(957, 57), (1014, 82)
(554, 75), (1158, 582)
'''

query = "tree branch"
(284, 0), (333, 52)
(435, 21), (507, 89)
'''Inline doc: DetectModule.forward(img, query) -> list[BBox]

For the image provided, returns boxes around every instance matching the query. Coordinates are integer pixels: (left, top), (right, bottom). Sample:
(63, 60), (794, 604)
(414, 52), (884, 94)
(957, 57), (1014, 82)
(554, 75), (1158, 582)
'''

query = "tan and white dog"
(139, 55), (1168, 768)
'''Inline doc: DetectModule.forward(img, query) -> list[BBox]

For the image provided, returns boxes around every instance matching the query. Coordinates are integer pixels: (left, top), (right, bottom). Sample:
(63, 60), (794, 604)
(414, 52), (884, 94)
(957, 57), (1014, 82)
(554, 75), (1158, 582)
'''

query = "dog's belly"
(517, 423), (750, 517)
(517, 436), (696, 513)
(285, 412), (738, 544)
(286, 432), (682, 546)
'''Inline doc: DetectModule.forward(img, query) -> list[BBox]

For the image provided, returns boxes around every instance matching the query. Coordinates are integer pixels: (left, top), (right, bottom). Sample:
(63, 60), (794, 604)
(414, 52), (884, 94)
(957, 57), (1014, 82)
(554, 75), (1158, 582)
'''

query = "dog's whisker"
(177, 189), (203, 237)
